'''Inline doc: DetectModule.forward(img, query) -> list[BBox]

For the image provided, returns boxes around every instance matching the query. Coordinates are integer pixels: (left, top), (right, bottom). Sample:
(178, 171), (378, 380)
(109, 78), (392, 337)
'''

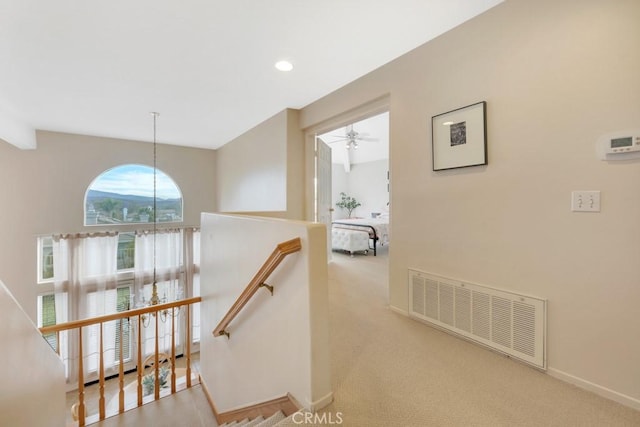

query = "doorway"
(313, 110), (390, 261)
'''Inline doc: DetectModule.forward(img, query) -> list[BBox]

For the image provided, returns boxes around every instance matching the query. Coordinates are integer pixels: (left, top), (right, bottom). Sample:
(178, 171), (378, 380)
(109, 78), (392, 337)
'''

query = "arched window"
(85, 164), (183, 226)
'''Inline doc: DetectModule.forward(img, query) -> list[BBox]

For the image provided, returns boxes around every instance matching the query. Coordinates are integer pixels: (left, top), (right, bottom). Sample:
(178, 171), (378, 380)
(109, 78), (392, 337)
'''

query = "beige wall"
(286, 109), (305, 219)
(1, 279), (66, 426)
(216, 109), (305, 219)
(0, 131), (216, 320)
(300, 0), (640, 409)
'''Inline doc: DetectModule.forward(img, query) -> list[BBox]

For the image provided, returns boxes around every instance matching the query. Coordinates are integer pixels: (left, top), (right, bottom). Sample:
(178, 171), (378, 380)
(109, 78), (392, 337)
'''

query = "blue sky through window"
(90, 164), (180, 199)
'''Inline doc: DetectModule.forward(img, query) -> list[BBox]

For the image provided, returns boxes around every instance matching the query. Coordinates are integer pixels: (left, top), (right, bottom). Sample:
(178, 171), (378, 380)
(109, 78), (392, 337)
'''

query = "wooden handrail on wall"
(40, 296), (202, 427)
(213, 237), (302, 339)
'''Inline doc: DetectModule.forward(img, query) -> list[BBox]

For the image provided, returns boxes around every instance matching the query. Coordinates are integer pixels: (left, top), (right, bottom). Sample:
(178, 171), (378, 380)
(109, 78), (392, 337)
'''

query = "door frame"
(303, 95), (390, 223)
(303, 95), (391, 268)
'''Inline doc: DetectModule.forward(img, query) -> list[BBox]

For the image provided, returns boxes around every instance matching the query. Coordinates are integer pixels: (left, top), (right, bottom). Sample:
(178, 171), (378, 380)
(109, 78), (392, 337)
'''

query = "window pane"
(115, 286), (131, 361)
(87, 285), (133, 371)
(85, 164), (183, 226)
(117, 233), (135, 270)
(40, 237), (54, 280)
(38, 294), (58, 352)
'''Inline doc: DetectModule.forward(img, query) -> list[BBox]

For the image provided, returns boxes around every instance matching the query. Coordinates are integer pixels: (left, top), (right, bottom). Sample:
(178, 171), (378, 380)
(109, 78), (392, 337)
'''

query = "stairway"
(219, 410), (294, 427)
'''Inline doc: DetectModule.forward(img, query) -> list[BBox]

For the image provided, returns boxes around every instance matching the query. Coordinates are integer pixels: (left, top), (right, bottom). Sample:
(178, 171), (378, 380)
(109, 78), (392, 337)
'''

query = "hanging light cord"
(152, 112), (159, 286)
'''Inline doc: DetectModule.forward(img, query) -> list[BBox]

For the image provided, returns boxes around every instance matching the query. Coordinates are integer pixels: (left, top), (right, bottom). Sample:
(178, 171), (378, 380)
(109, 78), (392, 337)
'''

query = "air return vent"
(409, 269), (546, 369)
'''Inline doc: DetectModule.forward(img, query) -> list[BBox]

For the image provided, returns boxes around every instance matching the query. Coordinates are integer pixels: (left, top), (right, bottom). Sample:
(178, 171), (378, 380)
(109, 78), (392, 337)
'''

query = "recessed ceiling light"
(275, 60), (294, 72)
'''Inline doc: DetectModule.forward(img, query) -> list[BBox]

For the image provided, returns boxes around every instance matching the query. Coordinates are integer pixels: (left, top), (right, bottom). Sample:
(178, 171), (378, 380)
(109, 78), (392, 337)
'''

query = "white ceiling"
(0, 0), (503, 150)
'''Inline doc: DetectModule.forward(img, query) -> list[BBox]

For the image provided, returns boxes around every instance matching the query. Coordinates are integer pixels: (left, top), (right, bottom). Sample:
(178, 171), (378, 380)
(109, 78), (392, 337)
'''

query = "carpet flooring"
(306, 246), (640, 426)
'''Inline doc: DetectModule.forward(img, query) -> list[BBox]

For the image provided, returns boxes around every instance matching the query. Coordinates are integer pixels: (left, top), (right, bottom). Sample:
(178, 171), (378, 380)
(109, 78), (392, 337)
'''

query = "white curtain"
(190, 230), (201, 342)
(51, 238), (70, 378)
(134, 229), (184, 356)
(52, 232), (119, 382)
(177, 228), (201, 344)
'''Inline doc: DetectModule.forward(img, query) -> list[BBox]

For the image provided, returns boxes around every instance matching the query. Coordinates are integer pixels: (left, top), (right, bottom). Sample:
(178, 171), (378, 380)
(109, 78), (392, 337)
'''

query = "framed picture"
(431, 101), (487, 171)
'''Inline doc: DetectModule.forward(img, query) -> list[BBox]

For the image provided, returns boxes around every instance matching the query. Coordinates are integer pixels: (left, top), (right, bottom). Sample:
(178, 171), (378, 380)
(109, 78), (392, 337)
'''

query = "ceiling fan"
(325, 124), (378, 150)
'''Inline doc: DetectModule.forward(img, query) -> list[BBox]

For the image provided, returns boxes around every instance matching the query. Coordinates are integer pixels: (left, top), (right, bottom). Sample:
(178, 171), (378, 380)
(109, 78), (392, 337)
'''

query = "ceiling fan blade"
(324, 137), (348, 144)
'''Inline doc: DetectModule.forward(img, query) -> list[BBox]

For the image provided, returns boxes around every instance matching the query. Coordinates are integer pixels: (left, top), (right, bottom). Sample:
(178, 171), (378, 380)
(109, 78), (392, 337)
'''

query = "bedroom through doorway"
(317, 111), (390, 263)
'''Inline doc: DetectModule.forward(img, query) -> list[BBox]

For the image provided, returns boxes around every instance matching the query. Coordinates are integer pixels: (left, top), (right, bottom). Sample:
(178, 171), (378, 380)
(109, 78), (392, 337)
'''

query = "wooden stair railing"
(213, 237), (302, 339)
(39, 296), (201, 427)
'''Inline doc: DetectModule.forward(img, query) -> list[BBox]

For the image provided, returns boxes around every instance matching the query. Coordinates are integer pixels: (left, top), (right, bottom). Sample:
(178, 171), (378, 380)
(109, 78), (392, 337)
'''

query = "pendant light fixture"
(138, 112), (183, 328)
(150, 112), (160, 306)
(140, 112), (169, 326)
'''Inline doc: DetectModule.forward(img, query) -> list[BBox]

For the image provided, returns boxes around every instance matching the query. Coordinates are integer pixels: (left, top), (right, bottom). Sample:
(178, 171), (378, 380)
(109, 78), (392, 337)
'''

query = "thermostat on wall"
(604, 135), (640, 154)
(596, 130), (640, 160)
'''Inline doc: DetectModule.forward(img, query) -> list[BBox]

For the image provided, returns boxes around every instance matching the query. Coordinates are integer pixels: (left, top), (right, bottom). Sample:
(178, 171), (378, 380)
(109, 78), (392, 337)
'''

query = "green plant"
(336, 192), (361, 218)
(142, 366), (170, 396)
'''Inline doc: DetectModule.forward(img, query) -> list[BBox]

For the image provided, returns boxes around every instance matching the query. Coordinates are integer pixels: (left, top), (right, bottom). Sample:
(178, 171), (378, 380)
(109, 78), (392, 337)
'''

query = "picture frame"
(431, 101), (487, 171)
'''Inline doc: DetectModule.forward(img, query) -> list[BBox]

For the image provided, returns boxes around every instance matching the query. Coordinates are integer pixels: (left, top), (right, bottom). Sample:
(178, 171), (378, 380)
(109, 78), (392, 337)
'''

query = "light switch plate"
(571, 191), (600, 212)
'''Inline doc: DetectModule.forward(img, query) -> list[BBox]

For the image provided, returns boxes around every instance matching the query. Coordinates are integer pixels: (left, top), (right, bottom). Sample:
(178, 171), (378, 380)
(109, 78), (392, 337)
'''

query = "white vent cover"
(409, 269), (546, 369)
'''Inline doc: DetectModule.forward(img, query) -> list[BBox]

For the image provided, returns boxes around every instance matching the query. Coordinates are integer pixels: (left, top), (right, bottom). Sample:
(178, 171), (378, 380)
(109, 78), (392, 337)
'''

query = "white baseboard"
(305, 391), (333, 411)
(388, 305), (408, 316)
(547, 367), (640, 411)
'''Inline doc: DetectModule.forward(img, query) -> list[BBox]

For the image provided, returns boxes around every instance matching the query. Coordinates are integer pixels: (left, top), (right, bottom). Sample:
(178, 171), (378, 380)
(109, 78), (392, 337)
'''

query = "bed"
(331, 216), (389, 256)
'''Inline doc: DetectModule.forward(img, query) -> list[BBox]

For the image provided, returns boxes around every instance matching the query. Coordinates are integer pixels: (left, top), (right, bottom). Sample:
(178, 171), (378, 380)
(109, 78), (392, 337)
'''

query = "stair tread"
(273, 413), (298, 426)
(254, 410), (285, 427)
(243, 416), (265, 427)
